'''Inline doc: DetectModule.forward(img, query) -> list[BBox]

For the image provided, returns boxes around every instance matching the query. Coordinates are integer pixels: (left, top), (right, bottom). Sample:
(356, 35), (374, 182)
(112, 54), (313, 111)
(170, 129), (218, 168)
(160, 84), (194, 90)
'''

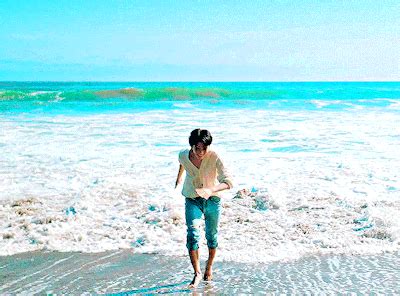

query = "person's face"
(192, 142), (208, 160)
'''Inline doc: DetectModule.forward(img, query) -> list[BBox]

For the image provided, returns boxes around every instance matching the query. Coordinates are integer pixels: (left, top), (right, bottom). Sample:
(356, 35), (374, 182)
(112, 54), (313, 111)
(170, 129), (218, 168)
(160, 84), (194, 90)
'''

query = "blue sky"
(0, 0), (399, 81)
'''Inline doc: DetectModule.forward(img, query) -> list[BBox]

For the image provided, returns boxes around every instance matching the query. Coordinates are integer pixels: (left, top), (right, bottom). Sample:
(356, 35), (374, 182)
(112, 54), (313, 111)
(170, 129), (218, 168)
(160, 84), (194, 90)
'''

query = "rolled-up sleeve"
(178, 150), (184, 165)
(216, 157), (234, 189)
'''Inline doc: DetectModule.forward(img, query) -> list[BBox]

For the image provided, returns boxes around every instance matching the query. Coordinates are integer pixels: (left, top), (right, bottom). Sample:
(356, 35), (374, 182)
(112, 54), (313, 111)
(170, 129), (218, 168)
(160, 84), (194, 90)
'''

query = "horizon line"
(1, 80), (400, 83)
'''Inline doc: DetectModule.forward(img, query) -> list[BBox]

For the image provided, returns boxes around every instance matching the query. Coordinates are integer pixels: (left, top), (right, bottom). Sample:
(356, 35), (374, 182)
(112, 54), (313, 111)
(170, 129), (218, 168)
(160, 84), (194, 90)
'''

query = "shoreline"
(1, 250), (399, 294)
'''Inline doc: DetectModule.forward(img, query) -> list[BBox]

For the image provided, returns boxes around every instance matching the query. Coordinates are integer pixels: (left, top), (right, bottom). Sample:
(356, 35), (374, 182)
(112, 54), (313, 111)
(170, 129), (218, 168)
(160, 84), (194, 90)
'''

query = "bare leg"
(204, 248), (216, 281)
(188, 250), (202, 288)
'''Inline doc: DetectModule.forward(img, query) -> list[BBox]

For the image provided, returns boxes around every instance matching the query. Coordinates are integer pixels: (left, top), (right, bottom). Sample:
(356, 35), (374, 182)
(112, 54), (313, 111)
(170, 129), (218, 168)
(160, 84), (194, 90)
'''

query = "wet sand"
(1, 250), (399, 294)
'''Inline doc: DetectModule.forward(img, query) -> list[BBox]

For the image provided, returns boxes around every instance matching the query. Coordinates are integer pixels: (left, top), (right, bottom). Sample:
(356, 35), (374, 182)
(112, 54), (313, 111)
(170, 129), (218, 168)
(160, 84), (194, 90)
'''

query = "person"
(175, 128), (234, 288)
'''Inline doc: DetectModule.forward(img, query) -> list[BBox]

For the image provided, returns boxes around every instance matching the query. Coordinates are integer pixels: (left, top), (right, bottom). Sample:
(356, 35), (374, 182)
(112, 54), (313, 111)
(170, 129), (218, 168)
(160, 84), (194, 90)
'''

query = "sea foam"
(1, 104), (399, 263)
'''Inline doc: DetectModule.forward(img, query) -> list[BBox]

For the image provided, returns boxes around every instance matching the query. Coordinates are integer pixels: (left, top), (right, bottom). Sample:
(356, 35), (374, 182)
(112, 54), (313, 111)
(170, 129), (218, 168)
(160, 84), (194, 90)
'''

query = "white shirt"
(178, 148), (234, 198)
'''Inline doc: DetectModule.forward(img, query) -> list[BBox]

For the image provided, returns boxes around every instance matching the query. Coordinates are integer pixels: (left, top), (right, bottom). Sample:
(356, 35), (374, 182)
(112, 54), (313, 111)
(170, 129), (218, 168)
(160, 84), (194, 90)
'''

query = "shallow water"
(1, 251), (399, 294)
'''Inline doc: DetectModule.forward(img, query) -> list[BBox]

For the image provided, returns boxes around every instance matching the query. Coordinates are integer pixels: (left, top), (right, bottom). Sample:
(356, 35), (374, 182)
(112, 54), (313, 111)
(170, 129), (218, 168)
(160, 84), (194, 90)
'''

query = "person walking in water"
(175, 129), (234, 288)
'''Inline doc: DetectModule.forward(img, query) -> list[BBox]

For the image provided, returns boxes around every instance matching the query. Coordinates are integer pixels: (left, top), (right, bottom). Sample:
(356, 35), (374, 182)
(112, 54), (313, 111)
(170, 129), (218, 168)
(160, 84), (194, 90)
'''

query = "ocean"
(1, 81), (399, 264)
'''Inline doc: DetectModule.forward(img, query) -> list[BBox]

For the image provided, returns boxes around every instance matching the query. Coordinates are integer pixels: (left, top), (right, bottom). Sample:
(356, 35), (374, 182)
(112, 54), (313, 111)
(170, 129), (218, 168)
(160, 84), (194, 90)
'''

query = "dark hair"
(189, 129), (213, 147)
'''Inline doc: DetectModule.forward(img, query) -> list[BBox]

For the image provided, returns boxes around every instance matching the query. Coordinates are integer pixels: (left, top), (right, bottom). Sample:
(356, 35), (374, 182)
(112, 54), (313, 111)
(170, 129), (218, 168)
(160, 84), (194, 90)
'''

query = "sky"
(0, 0), (399, 81)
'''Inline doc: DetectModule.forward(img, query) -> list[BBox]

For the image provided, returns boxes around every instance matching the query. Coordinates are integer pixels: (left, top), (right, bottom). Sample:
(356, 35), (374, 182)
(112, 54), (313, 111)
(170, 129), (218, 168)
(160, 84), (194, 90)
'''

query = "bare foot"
(203, 273), (213, 281)
(203, 264), (213, 281)
(188, 272), (202, 288)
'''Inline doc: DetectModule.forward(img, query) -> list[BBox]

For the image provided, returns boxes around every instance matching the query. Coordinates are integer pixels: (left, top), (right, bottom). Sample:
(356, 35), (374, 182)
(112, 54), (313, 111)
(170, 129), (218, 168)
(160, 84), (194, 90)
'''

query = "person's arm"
(196, 182), (230, 199)
(175, 164), (184, 188)
(215, 156), (234, 190)
(211, 182), (230, 192)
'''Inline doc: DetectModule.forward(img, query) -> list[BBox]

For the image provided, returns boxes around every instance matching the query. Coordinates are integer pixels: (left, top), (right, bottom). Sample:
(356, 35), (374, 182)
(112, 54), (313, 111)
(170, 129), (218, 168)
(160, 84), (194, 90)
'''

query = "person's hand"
(195, 188), (213, 199)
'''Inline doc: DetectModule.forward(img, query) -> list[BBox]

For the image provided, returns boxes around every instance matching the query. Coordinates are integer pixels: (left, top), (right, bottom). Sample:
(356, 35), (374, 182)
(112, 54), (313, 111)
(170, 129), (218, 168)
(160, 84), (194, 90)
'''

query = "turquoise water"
(1, 82), (400, 114)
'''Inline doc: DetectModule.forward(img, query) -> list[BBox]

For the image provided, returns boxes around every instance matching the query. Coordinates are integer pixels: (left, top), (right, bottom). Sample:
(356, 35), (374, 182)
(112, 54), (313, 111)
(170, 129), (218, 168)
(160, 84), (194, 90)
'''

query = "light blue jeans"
(185, 196), (221, 250)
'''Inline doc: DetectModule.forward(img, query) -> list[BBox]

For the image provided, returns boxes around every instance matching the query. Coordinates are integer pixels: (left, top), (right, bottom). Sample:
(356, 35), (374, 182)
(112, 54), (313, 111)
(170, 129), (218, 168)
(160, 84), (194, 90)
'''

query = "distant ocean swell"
(1, 82), (400, 110)
(0, 87), (279, 102)
(1, 83), (400, 113)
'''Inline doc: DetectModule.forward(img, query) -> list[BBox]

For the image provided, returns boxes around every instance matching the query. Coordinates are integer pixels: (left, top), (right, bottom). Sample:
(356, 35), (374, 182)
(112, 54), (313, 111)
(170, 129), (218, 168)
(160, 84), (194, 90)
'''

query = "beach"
(1, 250), (399, 294)
(1, 82), (400, 293)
